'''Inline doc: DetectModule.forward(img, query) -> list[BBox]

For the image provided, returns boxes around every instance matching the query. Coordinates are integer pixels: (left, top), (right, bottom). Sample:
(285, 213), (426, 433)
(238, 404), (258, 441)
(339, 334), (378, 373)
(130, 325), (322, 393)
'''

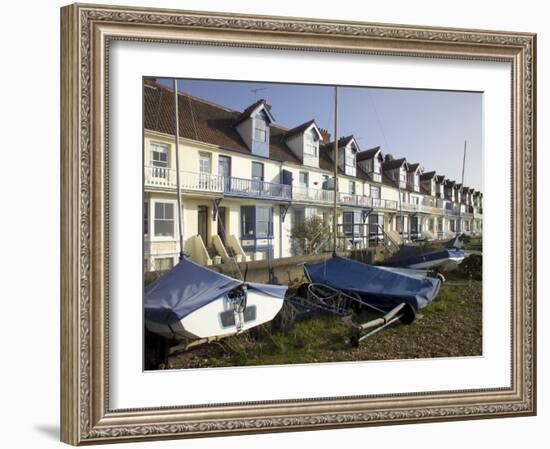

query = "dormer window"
(345, 146), (356, 169)
(284, 120), (322, 168)
(234, 100), (274, 158)
(254, 118), (267, 142)
(304, 130), (318, 157)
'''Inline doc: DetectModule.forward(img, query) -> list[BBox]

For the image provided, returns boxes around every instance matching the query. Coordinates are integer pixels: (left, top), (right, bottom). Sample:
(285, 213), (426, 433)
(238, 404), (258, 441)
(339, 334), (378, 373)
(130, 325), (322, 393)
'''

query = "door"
(217, 206), (227, 244)
(198, 206), (208, 246)
(251, 161), (264, 195)
(218, 156), (231, 192)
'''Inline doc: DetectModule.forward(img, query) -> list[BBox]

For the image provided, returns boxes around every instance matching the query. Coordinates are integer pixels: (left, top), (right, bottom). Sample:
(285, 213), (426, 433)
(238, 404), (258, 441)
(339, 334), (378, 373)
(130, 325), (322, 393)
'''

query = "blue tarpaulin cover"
(387, 247), (465, 268)
(304, 256), (441, 310)
(145, 257), (287, 325)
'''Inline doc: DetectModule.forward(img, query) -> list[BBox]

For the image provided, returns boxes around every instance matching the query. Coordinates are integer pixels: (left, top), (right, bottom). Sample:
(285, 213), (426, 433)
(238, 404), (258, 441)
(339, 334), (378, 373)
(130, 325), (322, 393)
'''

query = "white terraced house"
(143, 79), (483, 272)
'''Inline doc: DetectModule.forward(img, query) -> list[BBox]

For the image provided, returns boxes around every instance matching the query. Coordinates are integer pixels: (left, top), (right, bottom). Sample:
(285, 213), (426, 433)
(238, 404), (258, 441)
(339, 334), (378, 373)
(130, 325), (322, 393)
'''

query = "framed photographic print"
(60, 3), (536, 445)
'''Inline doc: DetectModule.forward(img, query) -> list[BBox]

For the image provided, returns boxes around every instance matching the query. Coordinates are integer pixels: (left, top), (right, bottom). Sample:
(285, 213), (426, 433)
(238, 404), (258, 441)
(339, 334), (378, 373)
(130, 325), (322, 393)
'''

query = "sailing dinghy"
(145, 257), (287, 341)
(304, 255), (441, 312)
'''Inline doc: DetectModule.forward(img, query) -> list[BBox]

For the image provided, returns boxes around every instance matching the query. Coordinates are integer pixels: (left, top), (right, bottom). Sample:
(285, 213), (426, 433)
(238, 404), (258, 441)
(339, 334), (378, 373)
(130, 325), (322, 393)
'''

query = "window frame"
(152, 200), (176, 240)
(304, 130), (318, 157)
(251, 161), (264, 182)
(198, 151), (212, 174)
(254, 117), (267, 142)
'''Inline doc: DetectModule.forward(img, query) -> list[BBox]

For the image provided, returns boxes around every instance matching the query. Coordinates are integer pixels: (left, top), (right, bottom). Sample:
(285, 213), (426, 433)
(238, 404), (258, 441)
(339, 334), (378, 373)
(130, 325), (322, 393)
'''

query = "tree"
(290, 215), (331, 255)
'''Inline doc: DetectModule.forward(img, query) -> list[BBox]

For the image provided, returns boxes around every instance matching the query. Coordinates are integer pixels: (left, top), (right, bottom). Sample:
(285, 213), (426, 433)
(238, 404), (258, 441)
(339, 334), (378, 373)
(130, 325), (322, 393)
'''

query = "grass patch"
(166, 279), (482, 369)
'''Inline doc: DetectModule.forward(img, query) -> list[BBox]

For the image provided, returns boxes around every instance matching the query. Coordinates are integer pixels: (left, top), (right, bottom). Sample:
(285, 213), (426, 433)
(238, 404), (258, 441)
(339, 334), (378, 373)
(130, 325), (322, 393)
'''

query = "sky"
(156, 78), (483, 192)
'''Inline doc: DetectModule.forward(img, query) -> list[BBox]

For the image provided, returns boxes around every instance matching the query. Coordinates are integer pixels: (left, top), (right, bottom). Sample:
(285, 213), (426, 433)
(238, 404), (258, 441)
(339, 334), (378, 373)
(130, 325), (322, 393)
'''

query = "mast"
(332, 86), (339, 256)
(173, 79), (185, 260)
(457, 139), (467, 235)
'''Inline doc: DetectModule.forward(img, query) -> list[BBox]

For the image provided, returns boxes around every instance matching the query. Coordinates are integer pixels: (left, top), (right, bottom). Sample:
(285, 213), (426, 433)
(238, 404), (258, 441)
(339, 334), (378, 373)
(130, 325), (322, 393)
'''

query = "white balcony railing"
(145, 166), (224, 193)
(145, 166), (291, 201)
(293, 186), (334, 203)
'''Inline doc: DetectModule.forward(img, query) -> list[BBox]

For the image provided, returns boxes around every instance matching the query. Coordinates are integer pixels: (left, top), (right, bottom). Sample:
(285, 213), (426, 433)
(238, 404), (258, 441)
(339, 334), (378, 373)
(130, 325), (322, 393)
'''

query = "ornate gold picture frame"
(60, 3), (536, 445)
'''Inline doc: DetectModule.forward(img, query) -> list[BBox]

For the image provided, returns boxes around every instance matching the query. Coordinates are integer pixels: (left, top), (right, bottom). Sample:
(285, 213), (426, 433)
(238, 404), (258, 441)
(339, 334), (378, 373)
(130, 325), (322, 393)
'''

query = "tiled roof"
(318, 144), (369, 181)
(234, 98), (273, 126)
(285, 119), (317, 139)
(356, 146), (381, 162)
(144, 83), (301, 164)
(407, 162), (421, 172)
(144, 81), (481, 196)
(382, 157), (407, 171)
(420, 171), (436, 180)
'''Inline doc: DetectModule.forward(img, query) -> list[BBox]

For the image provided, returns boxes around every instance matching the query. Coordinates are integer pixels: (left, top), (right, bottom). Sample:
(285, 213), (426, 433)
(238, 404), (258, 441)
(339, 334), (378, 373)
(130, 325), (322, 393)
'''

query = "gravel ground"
(165, 280), (482, 369)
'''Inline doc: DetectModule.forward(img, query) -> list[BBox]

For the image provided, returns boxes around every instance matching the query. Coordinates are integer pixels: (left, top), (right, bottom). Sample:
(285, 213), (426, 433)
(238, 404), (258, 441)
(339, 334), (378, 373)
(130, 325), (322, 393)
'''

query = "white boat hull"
(145, 290), (284, 340)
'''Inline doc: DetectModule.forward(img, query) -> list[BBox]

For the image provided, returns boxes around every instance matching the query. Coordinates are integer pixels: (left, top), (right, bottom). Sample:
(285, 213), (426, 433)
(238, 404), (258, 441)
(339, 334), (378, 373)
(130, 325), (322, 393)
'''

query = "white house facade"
(143, 80), (483, 272)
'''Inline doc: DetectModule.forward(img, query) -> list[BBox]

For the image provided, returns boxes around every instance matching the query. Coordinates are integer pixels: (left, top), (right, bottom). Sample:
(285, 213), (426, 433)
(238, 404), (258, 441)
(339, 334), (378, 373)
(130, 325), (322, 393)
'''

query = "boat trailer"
(284, 282), (417, 346)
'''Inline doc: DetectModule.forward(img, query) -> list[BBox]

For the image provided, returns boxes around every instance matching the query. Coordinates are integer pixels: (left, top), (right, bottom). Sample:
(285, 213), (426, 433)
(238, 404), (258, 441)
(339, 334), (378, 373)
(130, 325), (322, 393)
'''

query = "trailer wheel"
(144, 329), (170, 370)
(349, 326), (360, 348)
(399, 304), (417, 325)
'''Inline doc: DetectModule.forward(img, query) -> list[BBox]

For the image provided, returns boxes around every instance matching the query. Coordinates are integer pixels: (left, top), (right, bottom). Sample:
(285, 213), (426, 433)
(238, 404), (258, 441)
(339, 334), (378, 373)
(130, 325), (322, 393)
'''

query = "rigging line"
(187, 95), (199, 141)
(366, 91), (392, 154)
(154, 86), (162, 132)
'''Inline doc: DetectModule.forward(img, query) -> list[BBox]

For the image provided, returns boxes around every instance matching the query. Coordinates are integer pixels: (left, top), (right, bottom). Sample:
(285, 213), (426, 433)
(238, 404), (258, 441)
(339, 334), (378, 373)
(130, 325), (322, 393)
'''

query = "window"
(251, 161), (264, 181)
(254, 118), (267, 142)
(304, 131), (318, 156)
(349, 180), (356, 195)
(373, 157), (381, 174)
(321, 175), (330, 190)
(345, 147), (356, 168)
(371, 186), (380, 199)
(242, 207), (255, 236)
(154, 257), (174, 272)
(256, 206), (272, 237)
(199, 152), (211, 173)
(143, 202), (148, 235)
(294, 208), (305, 226)
(241, 206), (273, 238)
(299, 171), (309, 187)
(151, 143), (168, 177)
(343, 211), (354, 235)
(154, 202), (174, 237)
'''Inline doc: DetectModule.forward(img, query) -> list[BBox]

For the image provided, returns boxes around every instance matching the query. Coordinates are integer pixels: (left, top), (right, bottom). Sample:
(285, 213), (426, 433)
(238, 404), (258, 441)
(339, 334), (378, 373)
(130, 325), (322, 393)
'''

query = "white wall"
(1, 1), (547, 449)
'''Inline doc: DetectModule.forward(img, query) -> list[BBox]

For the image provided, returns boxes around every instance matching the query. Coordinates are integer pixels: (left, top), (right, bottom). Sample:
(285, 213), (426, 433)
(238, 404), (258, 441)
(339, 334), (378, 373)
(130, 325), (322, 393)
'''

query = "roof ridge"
(147, 81), (238, 114)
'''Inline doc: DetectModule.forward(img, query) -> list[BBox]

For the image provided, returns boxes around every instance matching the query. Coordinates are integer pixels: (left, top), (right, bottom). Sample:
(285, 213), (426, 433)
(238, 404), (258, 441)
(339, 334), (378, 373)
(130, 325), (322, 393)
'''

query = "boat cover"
(304, 256), (441, 310)
(387, 247), (465, 268)
(145, 257), (287, 325)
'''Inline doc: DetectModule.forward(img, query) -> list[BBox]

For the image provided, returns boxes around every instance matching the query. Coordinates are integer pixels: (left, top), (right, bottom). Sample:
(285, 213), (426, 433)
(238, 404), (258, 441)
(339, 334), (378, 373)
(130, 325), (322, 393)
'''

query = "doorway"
(217, 206), (227, 244)
(198, 205), (208, 246)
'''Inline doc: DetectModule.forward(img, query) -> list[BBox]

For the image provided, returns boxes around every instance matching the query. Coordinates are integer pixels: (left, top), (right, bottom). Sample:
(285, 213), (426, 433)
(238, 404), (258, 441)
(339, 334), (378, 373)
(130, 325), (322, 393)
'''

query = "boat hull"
(145, 290), (284, 340)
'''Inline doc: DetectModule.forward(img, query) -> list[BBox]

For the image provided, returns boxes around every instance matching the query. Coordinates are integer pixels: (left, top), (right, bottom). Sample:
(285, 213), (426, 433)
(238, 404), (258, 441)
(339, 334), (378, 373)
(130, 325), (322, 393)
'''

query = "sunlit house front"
(143, 80), (482, 272)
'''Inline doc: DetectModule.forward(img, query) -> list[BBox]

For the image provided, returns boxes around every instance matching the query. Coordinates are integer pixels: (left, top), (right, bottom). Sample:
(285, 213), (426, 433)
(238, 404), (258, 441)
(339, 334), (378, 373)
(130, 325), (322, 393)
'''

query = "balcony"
(224, 176), (291, 201)
(144, 167), (291, 201)
(145, 166), (224, 193)
(144, 167), (400, 211)
(293, 186), (334, 204)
